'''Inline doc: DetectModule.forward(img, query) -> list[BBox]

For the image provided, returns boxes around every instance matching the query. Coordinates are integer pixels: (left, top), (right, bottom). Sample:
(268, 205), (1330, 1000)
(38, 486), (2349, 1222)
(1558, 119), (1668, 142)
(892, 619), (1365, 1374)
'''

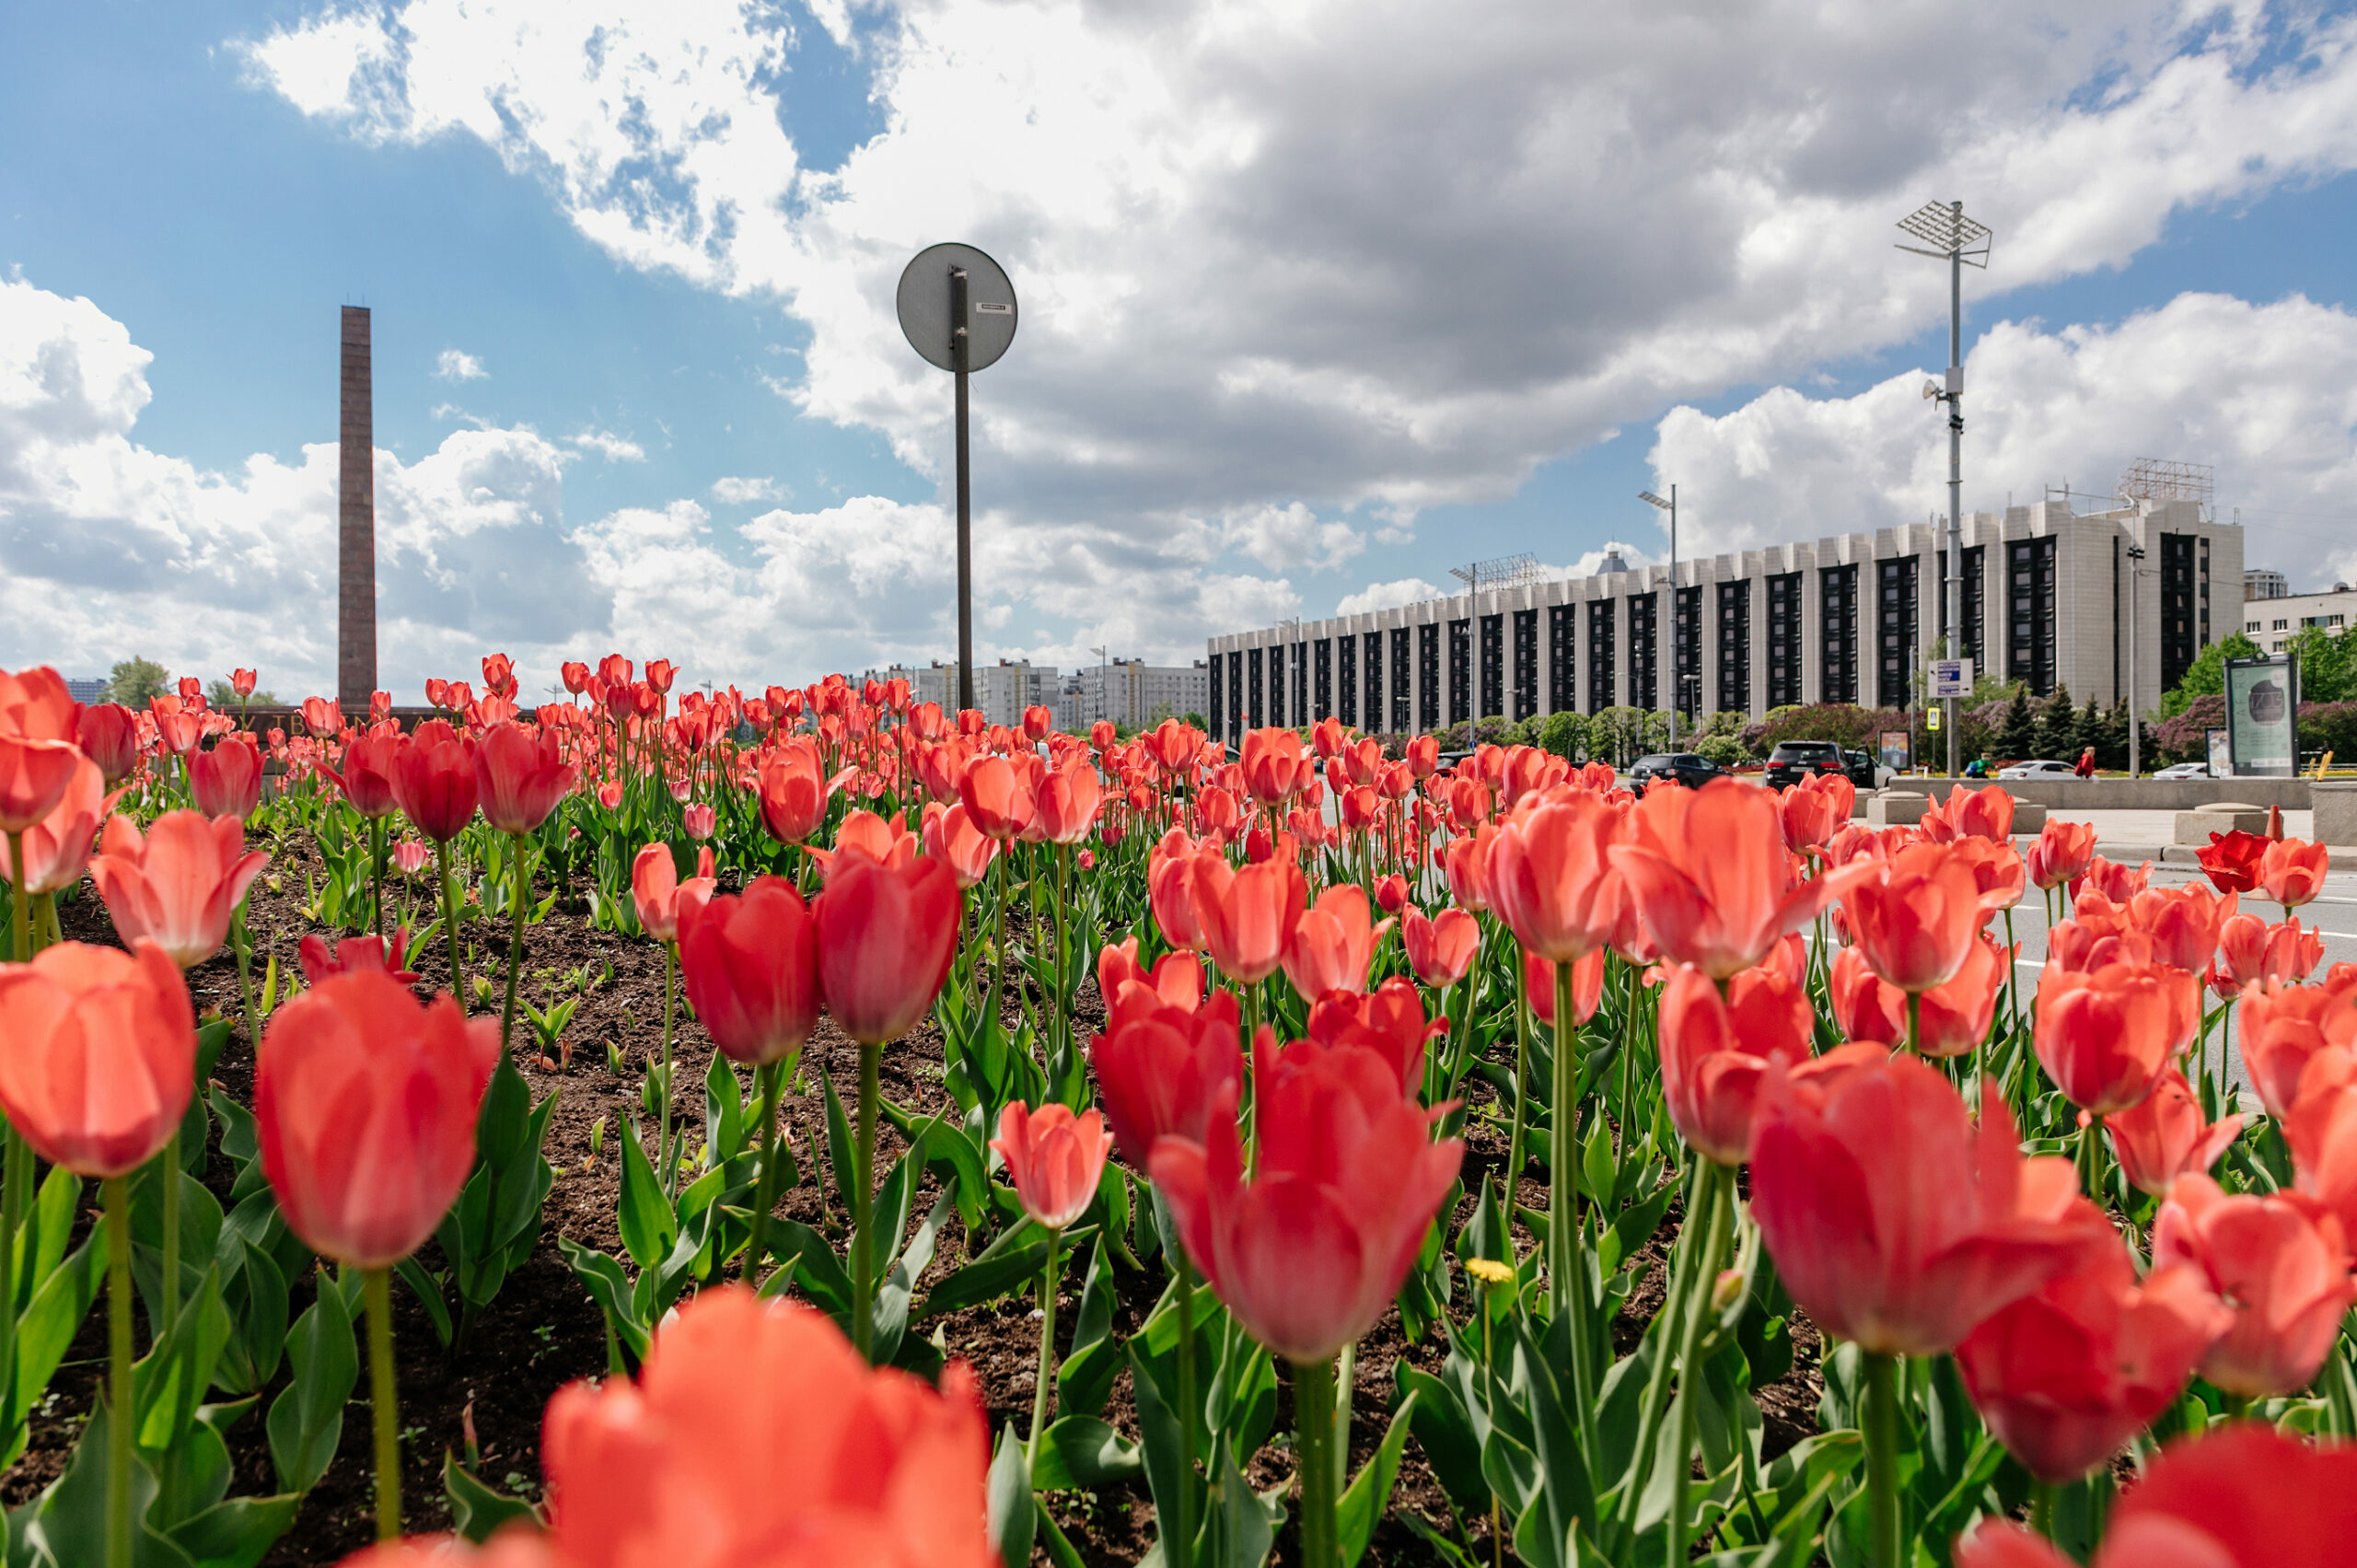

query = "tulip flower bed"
(6, 657), (2357, 1568)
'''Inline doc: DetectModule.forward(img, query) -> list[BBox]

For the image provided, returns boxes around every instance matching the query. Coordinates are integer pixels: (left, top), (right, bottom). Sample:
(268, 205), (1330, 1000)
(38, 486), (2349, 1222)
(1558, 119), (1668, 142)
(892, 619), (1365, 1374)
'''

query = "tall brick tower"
(338, 307), (377, 709)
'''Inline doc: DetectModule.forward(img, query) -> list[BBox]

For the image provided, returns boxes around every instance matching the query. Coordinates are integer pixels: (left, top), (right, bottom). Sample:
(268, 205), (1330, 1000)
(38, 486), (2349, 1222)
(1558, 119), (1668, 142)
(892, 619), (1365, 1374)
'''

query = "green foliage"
(1536, 708), (1587, 761)
(2157, 632), (2261, 718)
(1695, 732), (1748, 768)
(2285, 623), (2357, 704)
(207, 679), (281, 708)
(1745, 703), (1898, 755)
(104, 655), (173, 707)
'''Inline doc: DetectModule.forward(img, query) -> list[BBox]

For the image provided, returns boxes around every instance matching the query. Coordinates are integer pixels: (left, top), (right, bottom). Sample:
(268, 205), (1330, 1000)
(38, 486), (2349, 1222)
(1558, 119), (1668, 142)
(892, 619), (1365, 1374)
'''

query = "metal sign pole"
(952, 266), (974, 713)
(1945, 216), (1964, 780)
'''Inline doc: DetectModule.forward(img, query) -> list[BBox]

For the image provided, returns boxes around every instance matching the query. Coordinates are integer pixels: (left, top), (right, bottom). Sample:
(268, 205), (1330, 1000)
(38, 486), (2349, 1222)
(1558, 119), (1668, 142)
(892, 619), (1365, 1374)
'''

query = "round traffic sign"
(896, 242), (1018, 373)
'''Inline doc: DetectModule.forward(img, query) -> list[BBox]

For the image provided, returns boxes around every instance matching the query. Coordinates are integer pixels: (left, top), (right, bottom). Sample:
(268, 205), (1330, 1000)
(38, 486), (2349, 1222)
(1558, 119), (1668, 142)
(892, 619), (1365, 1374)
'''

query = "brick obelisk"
(338, 307), (377, 709)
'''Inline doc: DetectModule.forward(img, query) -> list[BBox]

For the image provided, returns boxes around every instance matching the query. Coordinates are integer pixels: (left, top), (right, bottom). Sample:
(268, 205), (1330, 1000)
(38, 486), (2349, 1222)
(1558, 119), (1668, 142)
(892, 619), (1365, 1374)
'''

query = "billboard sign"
(2224, 656), (2299, 777)
(1930, 657), (1973, 699)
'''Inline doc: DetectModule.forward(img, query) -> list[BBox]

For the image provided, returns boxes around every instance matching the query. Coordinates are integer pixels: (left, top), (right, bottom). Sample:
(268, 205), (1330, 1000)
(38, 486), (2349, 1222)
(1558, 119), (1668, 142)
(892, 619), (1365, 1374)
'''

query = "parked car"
(1842, 749), (1898, 791)
(1762, 740), (1848, 790)
(1628, 752), (1729, 794)
(1998, 759), (2076, 780)
(2154, 761), (2210, 781)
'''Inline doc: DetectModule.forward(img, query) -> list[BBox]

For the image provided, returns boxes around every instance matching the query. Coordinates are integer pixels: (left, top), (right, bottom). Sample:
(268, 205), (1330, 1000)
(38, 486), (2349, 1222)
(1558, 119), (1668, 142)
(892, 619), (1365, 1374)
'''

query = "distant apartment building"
(64, 677), (107, 704)
(1204, 498), (2241, 745)
(2243, 581), (2357, 655)
(1053, 659), (1210, 733)
(888, 660), (1055, 731)
(2246, 567), (2289, 601)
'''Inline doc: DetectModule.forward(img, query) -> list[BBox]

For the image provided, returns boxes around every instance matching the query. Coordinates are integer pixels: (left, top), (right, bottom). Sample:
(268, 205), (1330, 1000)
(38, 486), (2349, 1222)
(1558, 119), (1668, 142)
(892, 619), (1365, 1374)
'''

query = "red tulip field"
(5, 656), (2357, 1568)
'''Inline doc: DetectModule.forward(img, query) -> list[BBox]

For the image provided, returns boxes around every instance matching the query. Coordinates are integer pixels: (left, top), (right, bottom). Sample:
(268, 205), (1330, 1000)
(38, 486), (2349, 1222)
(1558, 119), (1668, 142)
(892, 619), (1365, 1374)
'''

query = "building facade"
(1054, 659), (1210, 733)
(2242, 584), (2356, 654)
(888, 660), (1055, 730)
(1204, 499), (2240, 746)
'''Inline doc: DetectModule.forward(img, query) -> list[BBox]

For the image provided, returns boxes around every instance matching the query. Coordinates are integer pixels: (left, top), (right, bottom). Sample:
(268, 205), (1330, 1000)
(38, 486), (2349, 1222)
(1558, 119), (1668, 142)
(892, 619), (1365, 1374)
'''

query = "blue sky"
(5, 0), (2357, 700)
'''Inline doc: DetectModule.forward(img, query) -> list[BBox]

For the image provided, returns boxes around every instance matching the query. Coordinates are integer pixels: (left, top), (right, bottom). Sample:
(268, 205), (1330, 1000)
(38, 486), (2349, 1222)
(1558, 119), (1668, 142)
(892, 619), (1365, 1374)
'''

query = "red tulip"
(1239, 728), (1309, 805)
(2033, 962), (2189, 1117)
(256, 970), (496, 1268)
(2197, 829), (2269, 895)
(89, 809), (271, 969)
(391, 720), (478, 842)
(2109, 1068), (2243, 1197)
(1828, 944), (1904, 1045)
(2282, 1050), (2357, 1254)
(1373, 872), (1408, 913)
(1839, 841), (1985, 993)
(1151, 1037), (1463, 1362)
(679, 877), (821, 1066)
(1401, 904), (1479, 988)
(1302, 977), (1448, 1095)
(1656, 962), (1814, 1166)
(1021, 704), (1051, 741)
(75, 703), (141, 785)
(758, 738), (847, 845)
(1521, 947), (1603, 1028)
(2024, 819), (2096, 892)
(1948, 835), (2027, 919)
(1611, 778), (1866, 979)
(2076, 854), (2152, 904)
(1089, 986), (1244, 1163)
(2153, 1175), (2351, 1398)
(811, 808), (919, 883)
(1776, 772), (1854, 854)
(1749, 1050), (2106, 1355)
(475, 722), (578, 834)
(633, 842), (716, 946)
(813, 854), (960, 1045)
(561, 660), (591, 695)
(297, 929), (420, 987)
(0, 757), (115, 897)
(531, 1288), (993, 1568)
(2259, 838), (2328, 912)
(301, 695), (343, 738)
(991, 1101), (1112, 1230)
(921, 801), (998, 889)
(1919, 784), (2016, 843)
(2210, 912), (2321, 998)
(2236, 978), (2357, 1120)
(1148, 842), (1212, 950)
(1281, 884), (1393, 1002)
(191, 735), (262, 819)
(1490, 790), (1621, 962)
(0, 940), (194, 1178)
(1956, 1423), (2357, 1568)
(1191, 856), (1306, 985)
(0, 666), (80, 834)
(1442, 825), (1498, 912)
(1095, 938), (1202, 1013)
(1955, 1237), (2228, 1484)
(1036, 762), (1102, 845)
(329, 732), (402, 819)
(480, 653), (518, 699)
(956, 753), (1038, 841)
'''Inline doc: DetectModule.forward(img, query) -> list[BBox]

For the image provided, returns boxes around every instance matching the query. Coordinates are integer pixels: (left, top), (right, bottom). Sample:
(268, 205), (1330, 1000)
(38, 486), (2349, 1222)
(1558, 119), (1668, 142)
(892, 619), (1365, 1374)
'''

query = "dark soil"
(13, 830), (1823, 1565)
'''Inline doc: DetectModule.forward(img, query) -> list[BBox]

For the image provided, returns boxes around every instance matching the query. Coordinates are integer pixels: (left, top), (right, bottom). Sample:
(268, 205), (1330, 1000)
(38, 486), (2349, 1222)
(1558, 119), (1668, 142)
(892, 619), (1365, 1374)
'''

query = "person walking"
(2073, 746), (2096, 780)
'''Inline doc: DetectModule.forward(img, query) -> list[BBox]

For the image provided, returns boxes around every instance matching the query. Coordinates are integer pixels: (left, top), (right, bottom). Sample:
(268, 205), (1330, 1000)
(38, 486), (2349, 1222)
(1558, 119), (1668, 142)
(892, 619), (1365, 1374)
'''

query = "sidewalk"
(2021, 807), (2357, 865)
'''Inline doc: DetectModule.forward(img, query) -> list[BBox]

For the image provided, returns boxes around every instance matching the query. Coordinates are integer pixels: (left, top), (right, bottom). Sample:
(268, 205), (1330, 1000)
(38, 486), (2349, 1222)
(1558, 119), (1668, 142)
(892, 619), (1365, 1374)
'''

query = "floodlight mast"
(1640, 487), (1677, 745)
(1898, 200), (1991, 781)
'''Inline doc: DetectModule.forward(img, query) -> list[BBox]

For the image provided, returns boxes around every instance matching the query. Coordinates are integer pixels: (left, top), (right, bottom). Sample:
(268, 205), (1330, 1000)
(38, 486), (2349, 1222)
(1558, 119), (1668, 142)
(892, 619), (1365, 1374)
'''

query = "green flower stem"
(498, 832), (530, 1053)
(364, 1266), (401, 1541)
(1616, 1156), (1705, 1531)
(657, 941), (679, 1201)
(1028, 1233), (1062, 1462)
(1504, 974), (1530, 1213)
(7, 830), (27, 962)
(0, 836), (25, 1435)
(747, 1059), (784, 1282)
(1906, 989), (1922, 1055)
(1170, 1243), (1201, 1568)
(1552, 959), (1602, 1470)
(103, 1174), (133, 1568)
(369, 816), (388, 938)
(159, 1133), (180, 1336)
(1864, 1351), (1900, 1568)
(852, 1040), (881, 1362)
(2029, 1479), (2055, 1540)
(1666, 1161), (1734, 1568)
(1292, 1353), (1340, 1568)
(435, 840), (464, 1011)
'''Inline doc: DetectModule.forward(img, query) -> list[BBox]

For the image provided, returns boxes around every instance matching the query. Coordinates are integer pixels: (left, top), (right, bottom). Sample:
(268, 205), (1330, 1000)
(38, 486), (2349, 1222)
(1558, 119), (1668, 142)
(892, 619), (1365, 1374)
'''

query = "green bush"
(1696, 733), (1748, 769)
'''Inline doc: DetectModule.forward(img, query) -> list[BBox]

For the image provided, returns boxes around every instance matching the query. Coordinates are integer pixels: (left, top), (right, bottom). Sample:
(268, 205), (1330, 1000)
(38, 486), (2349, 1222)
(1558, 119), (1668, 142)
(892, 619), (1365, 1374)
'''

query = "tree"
(103, 656), (171, 708)
(208, 679), (281, 709)
(2157, 633), (2260, 718)
(1537, 709), (1588, 761)
(2283, 624), (2357, 704)
(1181, 711), (1206, 730)
(1997, 691), (2035, 760)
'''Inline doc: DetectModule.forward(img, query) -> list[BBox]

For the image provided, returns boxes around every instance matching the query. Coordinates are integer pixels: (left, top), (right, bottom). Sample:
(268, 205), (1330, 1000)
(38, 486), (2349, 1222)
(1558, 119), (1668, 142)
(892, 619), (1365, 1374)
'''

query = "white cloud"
(1219, 502), (1364, 573)
(0, 275), (608, 698)
(434, 348), (486, 381)
(1336, 577), (1442, 616)
(709, 474), (790, 505)
(566, 428), (645, 463)
(1647, 293), (2357, 584)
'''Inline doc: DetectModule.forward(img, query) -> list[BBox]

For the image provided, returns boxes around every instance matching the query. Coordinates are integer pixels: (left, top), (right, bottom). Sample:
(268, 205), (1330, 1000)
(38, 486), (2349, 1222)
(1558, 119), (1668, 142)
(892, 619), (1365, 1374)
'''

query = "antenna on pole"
(1447, 552), (1543, 598)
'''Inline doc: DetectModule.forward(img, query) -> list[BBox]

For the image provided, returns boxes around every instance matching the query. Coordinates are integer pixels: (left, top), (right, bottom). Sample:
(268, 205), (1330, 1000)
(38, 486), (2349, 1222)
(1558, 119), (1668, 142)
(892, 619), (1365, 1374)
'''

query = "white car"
(1997, 759), (2077, 780)
(2154, 761), (2210, 781)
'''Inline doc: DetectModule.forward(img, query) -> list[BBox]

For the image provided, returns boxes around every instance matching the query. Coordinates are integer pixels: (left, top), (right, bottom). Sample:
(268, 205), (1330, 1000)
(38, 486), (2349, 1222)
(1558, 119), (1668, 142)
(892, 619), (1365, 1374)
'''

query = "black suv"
(1763, 740), (1847, 791)
(1627, 753), (1728, 794)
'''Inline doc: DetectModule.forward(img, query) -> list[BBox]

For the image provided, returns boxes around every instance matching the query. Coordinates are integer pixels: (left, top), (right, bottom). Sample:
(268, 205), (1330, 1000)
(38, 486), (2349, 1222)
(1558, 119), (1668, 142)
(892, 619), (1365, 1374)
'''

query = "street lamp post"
(1898, 201), (1992, 780)
(2126, 543), (2148, 777)
(1640, 486), (1678, 748)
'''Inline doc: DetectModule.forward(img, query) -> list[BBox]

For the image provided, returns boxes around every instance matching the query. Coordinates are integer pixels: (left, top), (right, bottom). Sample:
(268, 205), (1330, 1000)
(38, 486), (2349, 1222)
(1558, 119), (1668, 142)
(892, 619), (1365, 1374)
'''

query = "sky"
(4, 0), (2356, 703)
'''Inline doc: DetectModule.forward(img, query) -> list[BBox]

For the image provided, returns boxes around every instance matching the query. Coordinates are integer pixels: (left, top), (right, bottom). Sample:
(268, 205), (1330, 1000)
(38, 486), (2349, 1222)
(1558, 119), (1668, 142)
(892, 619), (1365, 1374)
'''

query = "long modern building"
(1205, 498), (2240, 745)
(2242, 582), (2355, 655)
